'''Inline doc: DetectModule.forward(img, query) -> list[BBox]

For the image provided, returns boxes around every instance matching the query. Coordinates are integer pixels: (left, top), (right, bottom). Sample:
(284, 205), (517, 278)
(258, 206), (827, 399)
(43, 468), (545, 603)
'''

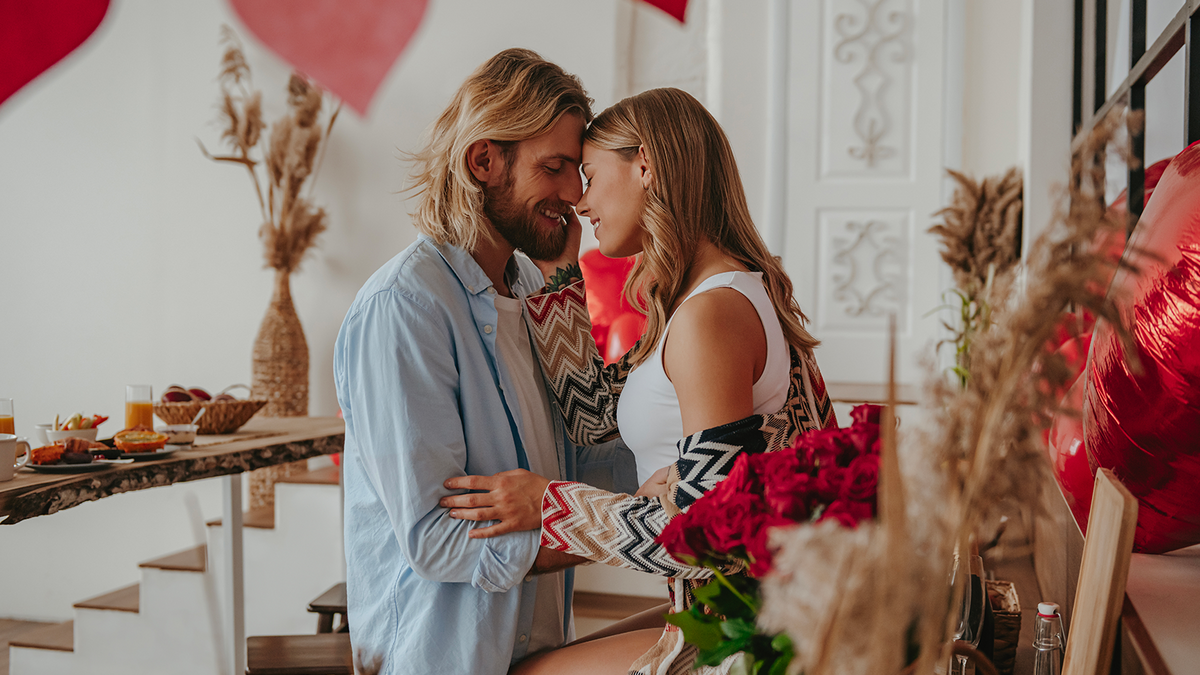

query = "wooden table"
(0, 416), (345, 675)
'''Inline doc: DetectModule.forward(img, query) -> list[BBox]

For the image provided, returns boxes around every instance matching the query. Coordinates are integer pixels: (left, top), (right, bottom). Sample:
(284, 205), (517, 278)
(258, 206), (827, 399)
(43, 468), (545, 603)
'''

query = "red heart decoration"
(229, 0), (428, 117)
(0, 0), (111, 110)
(1085, 139), (1200, 554)
(642, 0), (689, 22)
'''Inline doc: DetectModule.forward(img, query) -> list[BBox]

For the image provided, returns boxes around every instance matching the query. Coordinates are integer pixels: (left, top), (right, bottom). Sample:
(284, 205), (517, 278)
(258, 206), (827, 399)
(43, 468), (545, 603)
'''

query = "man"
(334, 49), (636, 675)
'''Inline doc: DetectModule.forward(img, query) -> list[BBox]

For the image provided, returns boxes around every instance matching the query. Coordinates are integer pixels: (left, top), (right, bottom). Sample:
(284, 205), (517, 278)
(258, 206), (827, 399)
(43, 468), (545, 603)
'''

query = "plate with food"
(114, 429), (170, 455)
(23, 437), (133, 473)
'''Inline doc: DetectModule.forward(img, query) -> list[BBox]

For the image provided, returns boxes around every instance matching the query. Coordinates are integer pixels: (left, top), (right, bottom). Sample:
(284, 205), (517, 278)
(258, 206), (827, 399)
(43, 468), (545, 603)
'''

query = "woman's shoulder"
(667, 286), (762, 348)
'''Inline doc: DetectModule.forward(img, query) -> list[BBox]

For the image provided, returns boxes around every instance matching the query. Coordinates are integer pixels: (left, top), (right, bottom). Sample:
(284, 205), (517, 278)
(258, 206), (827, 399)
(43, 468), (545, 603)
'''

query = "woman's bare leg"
(511, 628), (663, 675)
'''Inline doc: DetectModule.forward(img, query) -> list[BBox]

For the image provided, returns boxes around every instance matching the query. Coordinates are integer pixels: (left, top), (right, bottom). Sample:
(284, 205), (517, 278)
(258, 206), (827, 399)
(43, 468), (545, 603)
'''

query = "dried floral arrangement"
(199, 26), (339, 273)
(757, 110), (1141, 675)
(929, 168), (1023, 384)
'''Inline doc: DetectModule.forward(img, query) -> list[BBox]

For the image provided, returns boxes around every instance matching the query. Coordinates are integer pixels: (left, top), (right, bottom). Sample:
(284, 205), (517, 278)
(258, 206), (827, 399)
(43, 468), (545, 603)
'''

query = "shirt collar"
(425, 235), (525, 297)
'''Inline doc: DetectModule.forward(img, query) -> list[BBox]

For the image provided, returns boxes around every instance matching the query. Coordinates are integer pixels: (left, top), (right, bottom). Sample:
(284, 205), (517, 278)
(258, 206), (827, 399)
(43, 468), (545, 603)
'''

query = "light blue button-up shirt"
(334, 235), (636, 675)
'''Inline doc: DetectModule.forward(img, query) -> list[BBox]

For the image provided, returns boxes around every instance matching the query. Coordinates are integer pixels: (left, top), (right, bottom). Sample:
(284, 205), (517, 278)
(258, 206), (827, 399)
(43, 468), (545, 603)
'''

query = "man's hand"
(441, 469), (551, 538)
(531, 547), (587, 574)
(634, 466), (670, 499)
(530, 209), (583, 289)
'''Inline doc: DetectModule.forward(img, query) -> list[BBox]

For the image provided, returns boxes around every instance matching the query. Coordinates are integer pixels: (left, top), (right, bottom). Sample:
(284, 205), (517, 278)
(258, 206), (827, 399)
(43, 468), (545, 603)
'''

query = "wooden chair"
(307, 582), (348, 634)
(1061, 469), (1139, 675)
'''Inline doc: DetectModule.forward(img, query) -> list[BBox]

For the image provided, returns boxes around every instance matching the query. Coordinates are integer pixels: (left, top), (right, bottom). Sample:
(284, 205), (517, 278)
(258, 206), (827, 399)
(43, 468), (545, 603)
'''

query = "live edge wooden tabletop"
(0, 416), (344, 525)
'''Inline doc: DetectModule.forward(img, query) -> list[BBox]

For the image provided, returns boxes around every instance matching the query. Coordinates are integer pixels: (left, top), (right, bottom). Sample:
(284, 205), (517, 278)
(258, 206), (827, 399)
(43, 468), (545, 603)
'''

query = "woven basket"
(154, 399), (267, 435)
(986, 579), (1022, 675)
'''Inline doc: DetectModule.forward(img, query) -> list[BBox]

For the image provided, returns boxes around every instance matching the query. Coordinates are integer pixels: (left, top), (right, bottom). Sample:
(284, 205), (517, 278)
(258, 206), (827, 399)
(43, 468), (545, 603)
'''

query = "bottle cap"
(1038, 602), (1059, 617)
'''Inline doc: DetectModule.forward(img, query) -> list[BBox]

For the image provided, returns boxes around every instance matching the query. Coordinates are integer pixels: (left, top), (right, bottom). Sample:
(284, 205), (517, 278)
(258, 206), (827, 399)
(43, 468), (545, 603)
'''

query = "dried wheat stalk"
(199, 27), (339, 274)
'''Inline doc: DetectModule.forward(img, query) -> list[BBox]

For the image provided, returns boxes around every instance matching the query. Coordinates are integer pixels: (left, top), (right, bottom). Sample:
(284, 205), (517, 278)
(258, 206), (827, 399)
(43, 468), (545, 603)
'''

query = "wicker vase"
(249, 269), (310, 509)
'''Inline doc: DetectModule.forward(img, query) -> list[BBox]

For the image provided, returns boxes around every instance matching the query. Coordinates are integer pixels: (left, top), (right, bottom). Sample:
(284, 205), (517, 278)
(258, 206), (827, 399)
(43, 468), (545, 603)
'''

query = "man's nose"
(559, 171), (583, 205)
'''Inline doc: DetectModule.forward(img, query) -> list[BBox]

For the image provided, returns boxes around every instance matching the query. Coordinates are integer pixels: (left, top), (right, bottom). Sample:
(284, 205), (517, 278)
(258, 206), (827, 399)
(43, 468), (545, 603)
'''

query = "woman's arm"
(525, 279), (637, 445)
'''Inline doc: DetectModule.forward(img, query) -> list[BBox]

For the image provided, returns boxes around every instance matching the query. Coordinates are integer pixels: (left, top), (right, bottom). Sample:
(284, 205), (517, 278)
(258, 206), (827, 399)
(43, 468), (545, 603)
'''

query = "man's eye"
(545, 164), (562, 174)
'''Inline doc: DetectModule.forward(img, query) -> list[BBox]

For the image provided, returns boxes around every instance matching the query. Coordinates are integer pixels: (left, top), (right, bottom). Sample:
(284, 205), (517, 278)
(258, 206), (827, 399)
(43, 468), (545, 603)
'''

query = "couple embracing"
(333, 48), (836, 675)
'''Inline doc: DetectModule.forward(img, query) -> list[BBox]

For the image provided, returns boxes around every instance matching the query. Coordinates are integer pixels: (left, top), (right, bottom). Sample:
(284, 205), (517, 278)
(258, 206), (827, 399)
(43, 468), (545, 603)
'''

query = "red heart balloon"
(229, 0), (428, 117)
(0, 0), (111, 110)
(1084, 140), (1200, 554)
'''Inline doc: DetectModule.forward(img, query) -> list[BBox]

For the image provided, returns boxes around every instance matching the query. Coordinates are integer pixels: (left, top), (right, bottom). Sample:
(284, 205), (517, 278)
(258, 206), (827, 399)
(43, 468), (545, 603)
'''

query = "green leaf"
(721, 618), (758, 641)
(769, 632), (793, 653)
(693, 578), (757, 619)
(664, 606), (724, 652)
(696, 637), (749, 667)
(767, 654), (792, 675)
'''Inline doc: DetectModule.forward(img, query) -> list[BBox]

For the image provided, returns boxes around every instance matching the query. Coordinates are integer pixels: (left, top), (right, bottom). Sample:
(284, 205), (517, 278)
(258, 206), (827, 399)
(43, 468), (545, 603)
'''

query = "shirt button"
(467, 285), (475, 292)
(484, 324), (493, 334)
(518, 634), (527, 643)
(524, 574), (533, 582)
(488, 286), (496, 294)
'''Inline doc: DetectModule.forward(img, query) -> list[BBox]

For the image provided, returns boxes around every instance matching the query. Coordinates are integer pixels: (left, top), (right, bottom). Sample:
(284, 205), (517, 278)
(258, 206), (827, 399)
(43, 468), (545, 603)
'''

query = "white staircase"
(8, 466), (343, 675)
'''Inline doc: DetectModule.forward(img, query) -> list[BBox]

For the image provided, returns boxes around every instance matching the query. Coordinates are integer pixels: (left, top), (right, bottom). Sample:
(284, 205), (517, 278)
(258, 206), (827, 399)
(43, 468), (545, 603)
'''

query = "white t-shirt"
(493, 293), (570, 654)
(616, 271), (790, 484)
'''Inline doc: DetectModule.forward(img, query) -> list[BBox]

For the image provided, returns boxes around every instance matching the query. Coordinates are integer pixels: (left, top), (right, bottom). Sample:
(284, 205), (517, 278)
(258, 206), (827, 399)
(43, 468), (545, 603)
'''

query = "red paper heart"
(642, 0), (689, 22)
(229, 0), (428, 117)
(0, 0), (111, 110)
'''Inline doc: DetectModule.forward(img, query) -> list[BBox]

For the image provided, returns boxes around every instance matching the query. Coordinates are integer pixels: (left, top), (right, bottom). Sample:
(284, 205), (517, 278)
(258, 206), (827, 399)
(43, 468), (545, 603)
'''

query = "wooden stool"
(307, 582), (348, 633)
(246, 634), (352, 675)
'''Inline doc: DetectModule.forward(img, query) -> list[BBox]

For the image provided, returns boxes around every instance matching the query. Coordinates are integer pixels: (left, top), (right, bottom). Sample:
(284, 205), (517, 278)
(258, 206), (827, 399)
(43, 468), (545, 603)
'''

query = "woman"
(441, 88), (836, 674)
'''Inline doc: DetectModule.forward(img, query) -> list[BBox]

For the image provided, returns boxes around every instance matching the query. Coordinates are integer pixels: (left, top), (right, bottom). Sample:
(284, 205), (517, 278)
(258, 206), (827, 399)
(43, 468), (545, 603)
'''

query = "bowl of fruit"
(153, 385), (266, 435)
(44, 413), (108, 444)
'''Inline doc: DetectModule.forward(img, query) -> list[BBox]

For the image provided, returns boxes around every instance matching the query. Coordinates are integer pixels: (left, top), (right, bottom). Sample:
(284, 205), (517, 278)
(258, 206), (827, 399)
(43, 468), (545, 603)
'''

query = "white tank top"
(616, 271), (789, 484)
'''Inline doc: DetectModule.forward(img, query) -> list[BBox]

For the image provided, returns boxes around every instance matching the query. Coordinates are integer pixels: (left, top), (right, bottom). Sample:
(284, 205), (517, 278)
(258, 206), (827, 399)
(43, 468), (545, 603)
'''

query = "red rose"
(763, 471), (813, 522)
(811, 464), (848, 503)
(751, 446), (802, 477)
(721, 452), (761, 495)
(799, 428), (843, 468)
(846, 422), (881, 457)
(819, 499), (873, 528)
(706, 490), (765, 554)
(745, 514), (794, 576)
(850, 404), (882, 425)
(658, 512), (702, 562)
(841, 454), (880, 502)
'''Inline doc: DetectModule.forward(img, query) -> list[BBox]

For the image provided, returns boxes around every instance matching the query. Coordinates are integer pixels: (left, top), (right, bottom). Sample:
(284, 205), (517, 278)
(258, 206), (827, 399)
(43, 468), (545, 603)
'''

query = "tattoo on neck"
(541, 262), (583, 294)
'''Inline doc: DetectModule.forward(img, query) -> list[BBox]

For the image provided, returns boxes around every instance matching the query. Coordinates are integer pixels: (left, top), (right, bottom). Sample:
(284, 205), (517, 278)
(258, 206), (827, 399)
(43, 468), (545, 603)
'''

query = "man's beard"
(483, 171), (568, 261)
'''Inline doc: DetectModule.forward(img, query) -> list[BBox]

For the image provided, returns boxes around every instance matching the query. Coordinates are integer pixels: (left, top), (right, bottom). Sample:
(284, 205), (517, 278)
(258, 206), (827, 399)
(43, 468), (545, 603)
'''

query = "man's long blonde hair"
(408, 49), (593, 252)
(585, 88), (818, 368)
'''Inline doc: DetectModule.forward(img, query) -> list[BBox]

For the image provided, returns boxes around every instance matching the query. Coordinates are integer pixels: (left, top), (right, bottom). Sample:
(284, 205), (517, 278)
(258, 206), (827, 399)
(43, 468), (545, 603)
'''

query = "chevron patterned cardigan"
(525, 280), (836, 673)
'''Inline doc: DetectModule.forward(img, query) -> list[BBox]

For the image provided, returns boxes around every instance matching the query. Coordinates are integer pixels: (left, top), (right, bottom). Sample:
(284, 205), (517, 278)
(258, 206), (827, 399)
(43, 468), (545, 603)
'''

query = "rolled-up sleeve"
(339, 289), (539, 591)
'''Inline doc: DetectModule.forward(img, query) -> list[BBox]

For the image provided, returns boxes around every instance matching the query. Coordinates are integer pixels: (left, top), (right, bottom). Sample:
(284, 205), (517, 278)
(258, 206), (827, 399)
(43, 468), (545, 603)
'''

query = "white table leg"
(223, 473), (245, 675)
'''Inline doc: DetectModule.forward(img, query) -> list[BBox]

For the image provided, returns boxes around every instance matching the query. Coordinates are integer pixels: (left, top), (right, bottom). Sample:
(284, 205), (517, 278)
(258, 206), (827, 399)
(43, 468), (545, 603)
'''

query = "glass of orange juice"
(125, 385), (154, 429)
(0, 399), (14, 436)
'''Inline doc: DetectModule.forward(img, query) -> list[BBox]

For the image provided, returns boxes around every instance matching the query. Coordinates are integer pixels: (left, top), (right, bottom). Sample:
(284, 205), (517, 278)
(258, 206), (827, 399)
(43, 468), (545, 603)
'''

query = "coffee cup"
(34, 423), (52, 447)
(1, 434), (31, 481)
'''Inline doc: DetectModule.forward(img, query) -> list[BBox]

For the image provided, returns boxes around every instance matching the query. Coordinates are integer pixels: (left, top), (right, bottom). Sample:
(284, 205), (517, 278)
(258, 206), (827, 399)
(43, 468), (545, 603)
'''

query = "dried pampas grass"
(757, 109), (1141, 675)
(930, 168), (1024, 294)
(199, 27), (340, 274)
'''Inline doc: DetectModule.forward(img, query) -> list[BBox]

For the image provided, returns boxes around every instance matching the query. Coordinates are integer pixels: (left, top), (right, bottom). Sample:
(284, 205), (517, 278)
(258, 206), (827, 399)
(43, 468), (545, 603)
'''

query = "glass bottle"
(1032, 602), (1065, 675)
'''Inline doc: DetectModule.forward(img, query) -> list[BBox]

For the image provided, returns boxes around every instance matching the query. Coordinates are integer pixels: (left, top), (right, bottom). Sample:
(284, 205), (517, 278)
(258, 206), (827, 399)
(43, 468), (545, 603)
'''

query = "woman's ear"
(466, 139), (500, 184)
(637, 145), (653, 190)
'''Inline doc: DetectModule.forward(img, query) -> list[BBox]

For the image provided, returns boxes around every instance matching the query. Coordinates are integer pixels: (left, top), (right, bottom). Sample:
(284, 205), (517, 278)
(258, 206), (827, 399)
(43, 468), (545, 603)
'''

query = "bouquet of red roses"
(655, 404), (883, 674)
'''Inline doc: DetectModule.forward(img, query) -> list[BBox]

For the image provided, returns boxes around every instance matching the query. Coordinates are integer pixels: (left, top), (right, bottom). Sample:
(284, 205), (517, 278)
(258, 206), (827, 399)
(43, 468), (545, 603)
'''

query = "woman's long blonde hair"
(586, 87), (818, 367)
(407, 49), (592, 252)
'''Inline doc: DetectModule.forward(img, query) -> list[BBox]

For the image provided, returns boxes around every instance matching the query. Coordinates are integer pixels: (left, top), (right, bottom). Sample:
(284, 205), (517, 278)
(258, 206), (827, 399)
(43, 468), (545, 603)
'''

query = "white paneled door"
(786, 0), (953, 385)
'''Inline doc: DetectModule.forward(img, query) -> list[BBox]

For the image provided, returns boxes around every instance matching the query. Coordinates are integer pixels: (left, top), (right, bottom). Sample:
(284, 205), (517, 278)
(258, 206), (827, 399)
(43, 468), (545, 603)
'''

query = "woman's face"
(577, 142), (647, 258)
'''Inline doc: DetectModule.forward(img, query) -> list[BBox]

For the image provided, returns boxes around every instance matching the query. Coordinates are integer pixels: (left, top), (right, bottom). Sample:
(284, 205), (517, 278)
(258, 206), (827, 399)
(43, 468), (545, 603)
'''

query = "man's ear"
(466, 139), (502, 184)
(636, 146), (653, 190)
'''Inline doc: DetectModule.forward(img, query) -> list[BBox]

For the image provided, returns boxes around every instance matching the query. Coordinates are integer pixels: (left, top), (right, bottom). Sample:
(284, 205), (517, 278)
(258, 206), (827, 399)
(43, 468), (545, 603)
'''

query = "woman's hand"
(529, 208), (583, 289)
(634, 466), (670, 499)
(441, 469), (551, 538)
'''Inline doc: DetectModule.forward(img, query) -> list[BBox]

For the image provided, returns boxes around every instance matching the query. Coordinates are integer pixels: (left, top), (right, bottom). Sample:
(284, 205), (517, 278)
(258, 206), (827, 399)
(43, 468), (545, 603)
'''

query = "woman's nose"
(576, 190), (590, 218)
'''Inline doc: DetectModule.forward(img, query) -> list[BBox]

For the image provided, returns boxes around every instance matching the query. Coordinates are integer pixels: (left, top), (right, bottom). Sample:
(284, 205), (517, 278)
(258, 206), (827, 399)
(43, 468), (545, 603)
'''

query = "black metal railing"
(1072, 0), (1200, 232)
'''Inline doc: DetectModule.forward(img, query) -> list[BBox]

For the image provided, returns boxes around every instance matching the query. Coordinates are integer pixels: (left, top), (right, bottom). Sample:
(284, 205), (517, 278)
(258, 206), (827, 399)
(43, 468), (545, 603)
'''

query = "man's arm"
(341, 289), (539, 592)
(530, 547), (588, 575)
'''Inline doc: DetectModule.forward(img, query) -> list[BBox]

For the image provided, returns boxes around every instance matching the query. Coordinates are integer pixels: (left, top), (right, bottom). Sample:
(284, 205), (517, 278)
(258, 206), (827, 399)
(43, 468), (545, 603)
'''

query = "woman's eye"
(583, 178), (591, 189)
